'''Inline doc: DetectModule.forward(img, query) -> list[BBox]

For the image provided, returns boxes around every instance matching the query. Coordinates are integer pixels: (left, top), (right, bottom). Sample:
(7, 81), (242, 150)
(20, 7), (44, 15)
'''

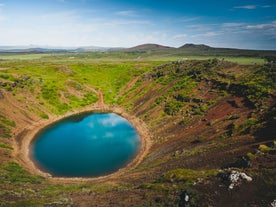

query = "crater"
(30, 112), (141, 177)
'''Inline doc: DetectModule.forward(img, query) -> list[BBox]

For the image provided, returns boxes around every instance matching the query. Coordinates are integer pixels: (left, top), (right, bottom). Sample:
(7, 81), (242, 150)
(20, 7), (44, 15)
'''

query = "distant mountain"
(0, 45), (117, 53)
(1, 43), (275, 58)
(124, 43), (276, 58)
(179, 43), (211, 50)
(126, 43), (172, 51)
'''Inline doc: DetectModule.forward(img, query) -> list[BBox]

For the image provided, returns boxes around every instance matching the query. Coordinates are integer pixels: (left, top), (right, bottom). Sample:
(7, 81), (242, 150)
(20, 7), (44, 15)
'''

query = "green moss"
(0, 114), (16, 127)
(0, 162), (44, 184)
(0, 123), (12, 138)
(0, 142), (13, 150)
(40, 183), (114, 197)
(162, 168), (217, 184)
(247, 152), (256, 160)
(39, 113), (49, 119)
(220, 132), (231, 140)
(164, 100), (184, 115)
(233, 118), (261, 134)
(259, 144), (273, 153)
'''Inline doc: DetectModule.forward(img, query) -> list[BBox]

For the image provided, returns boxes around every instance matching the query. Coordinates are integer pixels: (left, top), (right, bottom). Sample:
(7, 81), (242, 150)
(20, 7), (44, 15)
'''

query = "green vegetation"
(0, 53), (54, 60)
(0, 162), (43, 184)
(0, 114), (16, 127)
(0, 124), (12, 138)
(259, 144), (275, 153)
(39, 113), (49, 119)
(0, 114), (16, 138)
(162, 168), (217, 185)
(0, 142), (13, 150)
(0, 60), (152, 114)
(233, 118), (261, 134)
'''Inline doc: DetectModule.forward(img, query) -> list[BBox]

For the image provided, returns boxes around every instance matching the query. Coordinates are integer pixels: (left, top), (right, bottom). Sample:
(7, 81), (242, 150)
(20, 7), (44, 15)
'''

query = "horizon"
(0, 0), (276, 50)
(1, 43), (276, 51)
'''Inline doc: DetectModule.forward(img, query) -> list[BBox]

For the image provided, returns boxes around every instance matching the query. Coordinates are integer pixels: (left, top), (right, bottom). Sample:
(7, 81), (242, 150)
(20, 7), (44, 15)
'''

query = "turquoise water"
(30, 113), (141, 177)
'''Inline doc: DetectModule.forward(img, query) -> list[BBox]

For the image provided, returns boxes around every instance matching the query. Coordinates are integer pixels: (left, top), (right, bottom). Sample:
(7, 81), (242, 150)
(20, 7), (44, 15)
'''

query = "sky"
(0, 0), (276, 49)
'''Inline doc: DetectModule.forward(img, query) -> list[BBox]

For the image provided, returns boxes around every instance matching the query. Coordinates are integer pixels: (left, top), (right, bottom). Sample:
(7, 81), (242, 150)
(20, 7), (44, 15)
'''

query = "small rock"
(228, 170), (252, 190)
(271, 199), (276, 207)
(185, 194), (189, 202)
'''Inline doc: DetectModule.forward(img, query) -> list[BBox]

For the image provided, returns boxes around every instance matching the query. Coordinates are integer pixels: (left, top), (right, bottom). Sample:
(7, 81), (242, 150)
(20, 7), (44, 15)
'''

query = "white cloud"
(102, 19), (151, 27)
(187, 24), (216, 31)
(104, 132), (114, 138)
(178, 17), (200, 22)
(222, 23), (244, 27)
(173, 34), (188, 39)
(233, 4), (276, 10)
(193, 32), (220, 37)
(116, 10), (138, 17)
(99, 114), (127, 127)
(246, 22), (276, 30)
(246, 24), (266, 29)
(0, 9), (151, 46)
(220, 22), (247, 33)
(234, 5), (257, 9)
(261, 5), (272, 8)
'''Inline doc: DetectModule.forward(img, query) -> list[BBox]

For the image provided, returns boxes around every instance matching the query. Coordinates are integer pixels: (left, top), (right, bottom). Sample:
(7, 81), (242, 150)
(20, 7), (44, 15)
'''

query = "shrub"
(0, 142), (13, 150)
(39, 113), (49, 119)
(259, 144), (272, 153)
(0, 114), (16, 127)
(233, 118), (260, 134)
(0, 124), (11, 138)
(164, 100), (184, 115)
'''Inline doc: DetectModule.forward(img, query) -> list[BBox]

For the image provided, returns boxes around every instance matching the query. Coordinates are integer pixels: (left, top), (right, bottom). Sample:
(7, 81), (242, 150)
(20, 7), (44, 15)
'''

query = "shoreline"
(14, 104), (152, 183)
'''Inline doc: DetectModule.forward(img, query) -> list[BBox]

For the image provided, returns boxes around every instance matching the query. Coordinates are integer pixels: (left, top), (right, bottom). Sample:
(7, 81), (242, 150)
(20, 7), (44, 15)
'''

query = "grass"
(162, 168), (217, 184)
(141, 168), (218, 192)
(0, 162), (44, 184)
(0, 53), (55, 60)
(0, 142), (13, 150)
(259, 144), (275, 153)
(39, 113), (49, 119)
(146, 56), (265, 64)
(0, 114), (16, 127)
(233, 118), (261, 134)
(0, 123), (12, 138)
(0, 60), (153, 114)
(0, 51), (266, 64)
(221, 57), (265, 64)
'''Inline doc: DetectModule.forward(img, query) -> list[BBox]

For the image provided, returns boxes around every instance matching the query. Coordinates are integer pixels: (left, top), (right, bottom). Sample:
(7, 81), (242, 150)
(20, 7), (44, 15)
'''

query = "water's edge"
(30, 112), (141, 177)
(14, 105), (152, 182)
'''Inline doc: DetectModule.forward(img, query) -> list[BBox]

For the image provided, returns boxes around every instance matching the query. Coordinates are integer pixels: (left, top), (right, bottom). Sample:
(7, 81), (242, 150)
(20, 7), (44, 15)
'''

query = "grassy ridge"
(0, 60), (155, 114)
(0, 52), (266, 64)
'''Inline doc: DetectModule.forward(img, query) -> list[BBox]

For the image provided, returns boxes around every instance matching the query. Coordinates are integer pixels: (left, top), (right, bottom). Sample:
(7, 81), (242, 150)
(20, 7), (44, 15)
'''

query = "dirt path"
(117, 76), (139, 97)
(97, 90), (105, 107)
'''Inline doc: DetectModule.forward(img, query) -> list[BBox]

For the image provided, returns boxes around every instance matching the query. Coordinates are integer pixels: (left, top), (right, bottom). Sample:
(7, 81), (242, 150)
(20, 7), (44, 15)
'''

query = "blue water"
(31, 113), (141, 177)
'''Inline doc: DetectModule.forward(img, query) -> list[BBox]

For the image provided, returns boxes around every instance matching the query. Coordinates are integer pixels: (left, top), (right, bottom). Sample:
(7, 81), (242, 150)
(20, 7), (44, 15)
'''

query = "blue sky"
(0, 0), (275, 49)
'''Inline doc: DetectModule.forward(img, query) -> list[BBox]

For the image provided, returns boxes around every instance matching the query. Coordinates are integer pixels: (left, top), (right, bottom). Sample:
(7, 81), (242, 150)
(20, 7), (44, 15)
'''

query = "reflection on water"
(31, 113), (140, 177)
